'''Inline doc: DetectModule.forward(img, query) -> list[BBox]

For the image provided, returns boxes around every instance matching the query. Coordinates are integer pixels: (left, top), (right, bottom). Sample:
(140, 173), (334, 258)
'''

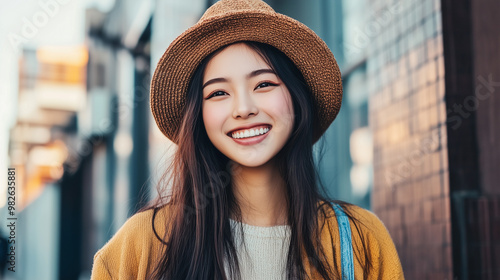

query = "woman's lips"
(227, 124), (271, 136)
(230, 126), (270, 139)
(229, 126), (271, 146)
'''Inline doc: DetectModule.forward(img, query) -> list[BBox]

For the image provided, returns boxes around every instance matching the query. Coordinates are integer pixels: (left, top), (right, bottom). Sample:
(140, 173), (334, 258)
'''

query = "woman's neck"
(231, 159), (288, 227)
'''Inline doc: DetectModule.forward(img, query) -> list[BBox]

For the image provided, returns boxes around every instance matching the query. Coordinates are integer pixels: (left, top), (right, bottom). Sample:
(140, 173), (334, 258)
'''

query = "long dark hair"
(144, 41), (371, 279)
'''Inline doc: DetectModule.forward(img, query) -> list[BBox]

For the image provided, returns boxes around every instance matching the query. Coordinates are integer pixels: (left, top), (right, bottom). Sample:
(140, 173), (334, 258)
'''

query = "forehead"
(203, 43), (271, 80)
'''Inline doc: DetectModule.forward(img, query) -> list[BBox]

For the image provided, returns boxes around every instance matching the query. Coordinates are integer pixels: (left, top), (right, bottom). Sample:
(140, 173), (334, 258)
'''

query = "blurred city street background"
(0, 0), (498, 279)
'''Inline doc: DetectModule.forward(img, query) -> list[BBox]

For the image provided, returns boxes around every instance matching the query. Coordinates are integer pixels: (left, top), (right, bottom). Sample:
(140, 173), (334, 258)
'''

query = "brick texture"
(368, 0), (452, 278)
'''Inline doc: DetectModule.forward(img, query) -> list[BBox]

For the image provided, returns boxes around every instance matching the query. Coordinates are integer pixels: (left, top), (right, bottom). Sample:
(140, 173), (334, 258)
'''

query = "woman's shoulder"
(318, 201), (391, 238)
(91, 205), (171, 279)
(318, 201), (404, 279)
(99, 205), (169, 247)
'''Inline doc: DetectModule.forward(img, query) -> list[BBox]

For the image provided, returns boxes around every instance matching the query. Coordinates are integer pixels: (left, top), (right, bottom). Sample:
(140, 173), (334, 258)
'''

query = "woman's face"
(202, 43), (294, 168)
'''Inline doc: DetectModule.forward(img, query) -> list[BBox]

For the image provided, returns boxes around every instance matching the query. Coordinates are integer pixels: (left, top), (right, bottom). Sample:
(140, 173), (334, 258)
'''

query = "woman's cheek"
(263, 91), (294, 133)
(202, 103), (226, 137)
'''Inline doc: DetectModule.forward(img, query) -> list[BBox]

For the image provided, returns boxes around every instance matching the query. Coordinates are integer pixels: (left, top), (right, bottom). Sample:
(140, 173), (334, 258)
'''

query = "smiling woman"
(90, 0), (404, 279)
(202, 43), (294, 170)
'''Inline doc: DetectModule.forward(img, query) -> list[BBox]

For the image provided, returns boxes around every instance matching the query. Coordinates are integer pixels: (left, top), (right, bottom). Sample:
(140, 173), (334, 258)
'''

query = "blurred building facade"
(0, 1), (86, 279)
(2, 0), (154, 279)
(66, 1), (154, 278)
(2, 0), (499, 279)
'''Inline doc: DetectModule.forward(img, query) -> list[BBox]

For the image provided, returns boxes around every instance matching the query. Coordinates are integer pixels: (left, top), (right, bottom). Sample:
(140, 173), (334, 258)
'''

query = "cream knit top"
(226, 219), (291, 279)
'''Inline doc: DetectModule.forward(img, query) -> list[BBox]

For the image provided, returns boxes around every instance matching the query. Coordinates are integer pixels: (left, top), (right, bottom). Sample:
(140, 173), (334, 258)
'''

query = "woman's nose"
(232, 91), (258, 119)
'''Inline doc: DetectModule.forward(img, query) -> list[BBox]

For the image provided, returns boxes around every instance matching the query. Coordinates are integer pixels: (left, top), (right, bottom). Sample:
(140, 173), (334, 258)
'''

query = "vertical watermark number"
(7, 168), (16, 272)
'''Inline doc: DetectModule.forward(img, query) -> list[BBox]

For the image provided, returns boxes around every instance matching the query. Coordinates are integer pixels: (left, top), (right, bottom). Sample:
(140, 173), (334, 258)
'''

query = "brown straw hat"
(150, 0), (342, 143)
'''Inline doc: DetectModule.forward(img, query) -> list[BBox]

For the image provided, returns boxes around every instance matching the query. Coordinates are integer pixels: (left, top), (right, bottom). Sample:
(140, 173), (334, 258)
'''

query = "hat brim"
(150, 11), (342, 143)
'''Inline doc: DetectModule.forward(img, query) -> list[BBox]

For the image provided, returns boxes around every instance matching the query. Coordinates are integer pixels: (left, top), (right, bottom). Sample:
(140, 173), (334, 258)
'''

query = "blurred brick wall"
(367, 0), (452, 279)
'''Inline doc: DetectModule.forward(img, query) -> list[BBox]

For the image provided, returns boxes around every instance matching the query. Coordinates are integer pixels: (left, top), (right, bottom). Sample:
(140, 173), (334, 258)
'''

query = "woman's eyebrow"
(247, 68), (275, 78)
(202, 68), (276, 89)
(202, 77), (227, 89)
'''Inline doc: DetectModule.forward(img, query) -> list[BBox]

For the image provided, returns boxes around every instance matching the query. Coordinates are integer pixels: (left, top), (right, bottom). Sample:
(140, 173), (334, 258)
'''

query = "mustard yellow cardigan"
(91, 203), (404, 279)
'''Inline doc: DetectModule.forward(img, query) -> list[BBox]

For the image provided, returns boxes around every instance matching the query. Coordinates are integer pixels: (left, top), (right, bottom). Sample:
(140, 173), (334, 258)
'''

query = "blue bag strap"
(332, 203), (355, 280)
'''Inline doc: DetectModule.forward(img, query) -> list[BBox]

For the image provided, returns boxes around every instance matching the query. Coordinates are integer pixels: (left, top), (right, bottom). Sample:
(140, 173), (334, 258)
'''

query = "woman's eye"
(207, 91), (227, 99)
(255, 82), (277, 89)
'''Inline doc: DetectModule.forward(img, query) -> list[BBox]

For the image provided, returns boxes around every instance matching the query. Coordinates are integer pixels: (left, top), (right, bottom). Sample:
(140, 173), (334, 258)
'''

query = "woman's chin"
(229, 156), (276, 170)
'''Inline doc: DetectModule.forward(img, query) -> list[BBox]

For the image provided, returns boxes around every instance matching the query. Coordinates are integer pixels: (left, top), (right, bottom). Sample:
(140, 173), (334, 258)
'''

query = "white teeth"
(231, 127), (270, 139)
